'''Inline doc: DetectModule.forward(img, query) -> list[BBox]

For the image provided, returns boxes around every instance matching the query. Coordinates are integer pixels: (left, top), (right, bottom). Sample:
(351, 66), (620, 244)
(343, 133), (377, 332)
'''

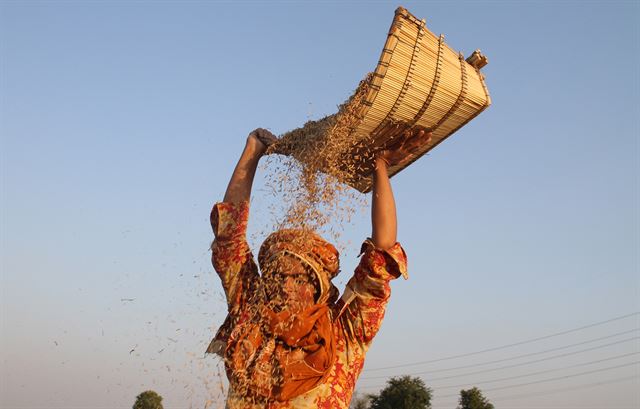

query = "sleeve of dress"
(337, 238), (408, 348)
(210, 200), (260, 313)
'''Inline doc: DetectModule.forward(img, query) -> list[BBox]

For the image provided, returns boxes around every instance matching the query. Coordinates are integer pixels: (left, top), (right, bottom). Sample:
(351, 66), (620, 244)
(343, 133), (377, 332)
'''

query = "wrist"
(374, 156), (390, 171)
(243, 139), (265, 159)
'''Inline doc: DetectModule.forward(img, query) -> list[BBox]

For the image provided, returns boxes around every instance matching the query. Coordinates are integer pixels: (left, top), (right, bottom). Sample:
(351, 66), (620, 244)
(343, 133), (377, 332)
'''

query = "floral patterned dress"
(210, 201), (408, 409)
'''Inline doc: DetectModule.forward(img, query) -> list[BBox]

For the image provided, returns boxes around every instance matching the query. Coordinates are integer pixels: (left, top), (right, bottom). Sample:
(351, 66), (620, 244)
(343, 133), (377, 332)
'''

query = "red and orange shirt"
(210, 201), (408, 409)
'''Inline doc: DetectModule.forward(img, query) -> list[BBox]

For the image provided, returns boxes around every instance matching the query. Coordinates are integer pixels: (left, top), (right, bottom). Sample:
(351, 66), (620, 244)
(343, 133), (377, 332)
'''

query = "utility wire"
(364, 311), (639, 372)
(364, 336), (639, 383)
(360, 350), (640, 390)
(360, 328), (640, 380)
(485, 374), (639, 402)
(436, 360), (640, 398)
(427, 337), (639, 383)
(430, 375), (639, 408)
(435, 351), (639, 390)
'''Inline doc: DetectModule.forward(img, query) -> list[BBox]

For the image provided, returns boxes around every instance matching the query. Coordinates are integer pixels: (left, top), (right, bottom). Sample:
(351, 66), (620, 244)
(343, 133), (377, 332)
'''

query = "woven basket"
(276, 6), (491, 193)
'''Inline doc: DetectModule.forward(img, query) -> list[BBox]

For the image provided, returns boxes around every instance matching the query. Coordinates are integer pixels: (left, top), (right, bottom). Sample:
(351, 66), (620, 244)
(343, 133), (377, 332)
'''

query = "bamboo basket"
(274, 6), (491, 193)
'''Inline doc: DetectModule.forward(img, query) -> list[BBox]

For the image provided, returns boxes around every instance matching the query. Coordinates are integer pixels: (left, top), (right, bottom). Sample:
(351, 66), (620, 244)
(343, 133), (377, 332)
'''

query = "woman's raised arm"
(223, 128), (277, 203)
(371, 129), (432, 250)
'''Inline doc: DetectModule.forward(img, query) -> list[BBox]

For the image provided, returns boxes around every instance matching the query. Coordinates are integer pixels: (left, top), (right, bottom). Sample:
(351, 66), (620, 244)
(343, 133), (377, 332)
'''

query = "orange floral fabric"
(210, 201), (408, 409)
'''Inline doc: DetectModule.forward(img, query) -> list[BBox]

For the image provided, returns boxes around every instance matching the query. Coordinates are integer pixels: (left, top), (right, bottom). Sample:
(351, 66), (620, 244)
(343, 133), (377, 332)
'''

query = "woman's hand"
(222, 128), (277, 203)
(370, 128), (430, 250)
(247, 128), (278, 157)
(376, 128), (432, 168)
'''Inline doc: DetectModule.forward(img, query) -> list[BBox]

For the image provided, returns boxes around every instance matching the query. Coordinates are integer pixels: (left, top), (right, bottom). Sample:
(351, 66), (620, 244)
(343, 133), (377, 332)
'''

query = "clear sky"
(1, 1), (638, 408)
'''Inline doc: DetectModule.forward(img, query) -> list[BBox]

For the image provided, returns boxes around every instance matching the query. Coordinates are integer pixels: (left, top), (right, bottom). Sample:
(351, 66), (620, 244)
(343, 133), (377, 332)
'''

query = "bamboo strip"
(431, 53), (468, 133)
(280, 6), (491, 193)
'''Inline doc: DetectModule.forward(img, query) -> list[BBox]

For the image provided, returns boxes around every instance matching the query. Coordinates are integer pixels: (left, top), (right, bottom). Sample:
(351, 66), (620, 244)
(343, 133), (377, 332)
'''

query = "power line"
(360, 350), (639, 390)
(388, 336), (638, 383)
(365, 312), (639, 372)
(435, 351), (639, 390)
(430, 376), (639, 408)
(436, 360), (640, 398)
(487, 375), (639, 402)
(361, 328), (639, 380)
(428, 337), (639, 383)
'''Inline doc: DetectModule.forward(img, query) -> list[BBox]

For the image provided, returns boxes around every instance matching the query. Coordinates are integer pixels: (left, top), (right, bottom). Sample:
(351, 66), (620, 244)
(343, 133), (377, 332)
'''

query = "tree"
(457, 387), (494, 409)
(132, 390), (164, 409)
(350, 390), (372, 409)
(369, 376), (432, 409)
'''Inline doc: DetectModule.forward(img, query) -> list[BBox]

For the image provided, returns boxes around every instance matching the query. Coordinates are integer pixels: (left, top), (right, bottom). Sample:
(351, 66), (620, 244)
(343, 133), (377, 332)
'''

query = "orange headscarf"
(258, 229), (341, 305)
(217, 229), (341, 401)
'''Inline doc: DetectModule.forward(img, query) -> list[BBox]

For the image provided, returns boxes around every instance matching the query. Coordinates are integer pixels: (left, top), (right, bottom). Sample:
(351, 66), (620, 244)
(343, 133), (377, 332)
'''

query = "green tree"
(369, 376), (432, 409)
(457, 387), (494, 409)
(350, 390), (372, 409)
(132, 390), (164, 409)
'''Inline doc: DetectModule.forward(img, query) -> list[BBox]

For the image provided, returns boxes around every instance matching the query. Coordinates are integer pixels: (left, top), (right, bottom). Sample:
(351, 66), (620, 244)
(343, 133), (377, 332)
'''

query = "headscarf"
(210, 229), (342, 401)
(258, 229), (341, 305)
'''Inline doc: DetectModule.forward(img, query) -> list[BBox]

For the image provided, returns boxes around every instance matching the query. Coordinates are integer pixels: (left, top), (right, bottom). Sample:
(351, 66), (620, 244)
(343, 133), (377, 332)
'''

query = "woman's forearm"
(223, 141), (262, 203)
(371, 158), (397, 250)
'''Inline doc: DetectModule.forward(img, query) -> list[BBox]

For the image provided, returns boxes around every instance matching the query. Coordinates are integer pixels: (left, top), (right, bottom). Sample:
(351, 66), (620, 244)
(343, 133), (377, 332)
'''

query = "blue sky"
(1, 1), (638, 408)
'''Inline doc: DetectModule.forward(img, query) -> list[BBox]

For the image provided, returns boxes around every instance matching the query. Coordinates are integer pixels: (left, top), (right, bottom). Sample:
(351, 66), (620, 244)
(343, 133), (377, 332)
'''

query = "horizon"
(1, 1), (638, 408)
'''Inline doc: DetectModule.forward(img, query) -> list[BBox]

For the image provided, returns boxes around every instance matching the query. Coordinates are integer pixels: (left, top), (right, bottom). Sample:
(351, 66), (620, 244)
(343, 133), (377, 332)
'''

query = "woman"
(207, 127), (429, 408)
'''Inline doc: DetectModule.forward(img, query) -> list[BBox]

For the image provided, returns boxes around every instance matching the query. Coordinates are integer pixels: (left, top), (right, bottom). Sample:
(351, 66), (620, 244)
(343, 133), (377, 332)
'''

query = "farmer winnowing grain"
(207, 127), (430, 408)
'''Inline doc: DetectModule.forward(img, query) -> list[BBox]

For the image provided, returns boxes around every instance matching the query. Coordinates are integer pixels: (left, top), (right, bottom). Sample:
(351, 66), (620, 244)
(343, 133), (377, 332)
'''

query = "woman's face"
(264, 256), (317, 311)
